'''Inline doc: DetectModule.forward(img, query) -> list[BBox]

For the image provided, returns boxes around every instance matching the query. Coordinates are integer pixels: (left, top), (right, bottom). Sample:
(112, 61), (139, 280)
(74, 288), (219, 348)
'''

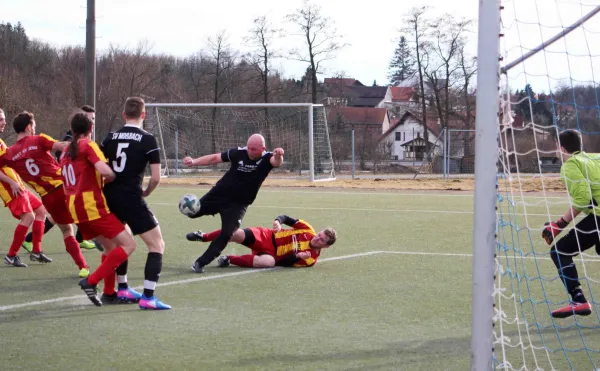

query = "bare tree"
(206, 31), (236, 153)
(402, 6), (430, 152)
(286, 0), (347, 103)
(424, 15), (473, 130)
(457, 44), (477, 128)
(246, 16), (283, 148)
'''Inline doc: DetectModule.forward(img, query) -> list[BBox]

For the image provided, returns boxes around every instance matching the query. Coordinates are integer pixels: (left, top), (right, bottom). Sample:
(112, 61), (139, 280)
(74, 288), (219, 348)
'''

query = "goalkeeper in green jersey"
(542, 129), (600, 318)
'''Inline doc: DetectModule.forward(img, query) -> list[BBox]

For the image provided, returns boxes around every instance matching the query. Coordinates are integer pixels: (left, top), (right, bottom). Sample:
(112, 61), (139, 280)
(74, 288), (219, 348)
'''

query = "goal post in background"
(143, 103), (335, 182)
(476, 0), (600, 370)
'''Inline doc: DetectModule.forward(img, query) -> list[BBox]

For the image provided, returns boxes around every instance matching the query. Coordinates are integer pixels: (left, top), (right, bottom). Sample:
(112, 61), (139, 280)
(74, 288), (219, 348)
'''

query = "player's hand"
(296, 251), (311, 259)
(183, 156), (194, 166)
(142, 188), (150, 198)
(542, 218), (568, 245)
(273, 148), (284, 157)
(272, 220), (282, 232)
(9, 181), (22, 197)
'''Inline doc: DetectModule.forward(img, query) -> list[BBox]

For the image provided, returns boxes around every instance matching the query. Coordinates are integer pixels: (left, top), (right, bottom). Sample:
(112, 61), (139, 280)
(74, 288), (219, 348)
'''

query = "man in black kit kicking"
(182, 134), (284, 273)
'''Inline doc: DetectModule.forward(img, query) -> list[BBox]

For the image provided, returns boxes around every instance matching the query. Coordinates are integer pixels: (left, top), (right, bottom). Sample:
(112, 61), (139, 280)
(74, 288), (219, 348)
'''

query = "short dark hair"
(324, 228), (337, 246)
(124, 97), (145, 119)
(12, 111), (34, 133)
(80, 105), (95, 113)
(558, 129), (582, 154)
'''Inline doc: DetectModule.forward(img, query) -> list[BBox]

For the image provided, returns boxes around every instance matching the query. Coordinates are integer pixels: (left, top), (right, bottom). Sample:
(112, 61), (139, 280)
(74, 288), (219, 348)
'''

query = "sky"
(2, 0), (478, 86)
(2, 0), (600, 95)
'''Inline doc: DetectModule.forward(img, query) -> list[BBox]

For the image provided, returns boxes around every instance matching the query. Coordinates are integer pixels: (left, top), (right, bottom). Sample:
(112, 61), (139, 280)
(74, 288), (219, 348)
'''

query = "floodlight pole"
(85, 0), (96, 140)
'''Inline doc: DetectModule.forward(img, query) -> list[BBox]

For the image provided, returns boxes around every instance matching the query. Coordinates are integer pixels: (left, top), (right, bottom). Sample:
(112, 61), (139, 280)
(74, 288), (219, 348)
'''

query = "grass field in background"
(0, 185), (597, 370)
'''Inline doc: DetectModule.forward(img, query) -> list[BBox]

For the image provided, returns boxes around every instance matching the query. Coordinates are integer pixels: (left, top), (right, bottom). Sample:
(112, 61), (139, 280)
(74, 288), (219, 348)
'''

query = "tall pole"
(85, 0), (96, 140)
(471, 0), (500, 370)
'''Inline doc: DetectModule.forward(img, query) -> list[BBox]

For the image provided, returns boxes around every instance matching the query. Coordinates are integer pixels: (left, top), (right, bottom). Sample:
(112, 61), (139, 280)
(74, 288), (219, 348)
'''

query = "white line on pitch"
(157, 185), (568, 199)
(379, 250), (600, 263)
(0, 251), (383, 312)
(147, 202), (569, 217)
(148, 202), (475, 214)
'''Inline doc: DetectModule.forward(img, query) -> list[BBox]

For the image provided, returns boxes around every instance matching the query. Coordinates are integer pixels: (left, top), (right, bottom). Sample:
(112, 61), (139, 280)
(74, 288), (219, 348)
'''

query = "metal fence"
(331, 128), (476, 179)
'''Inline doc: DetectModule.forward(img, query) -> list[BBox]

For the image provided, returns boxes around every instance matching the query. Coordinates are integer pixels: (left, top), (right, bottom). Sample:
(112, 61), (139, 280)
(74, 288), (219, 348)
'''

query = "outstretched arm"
(270, 148), (284, 168)
(183, 153), (223, 167)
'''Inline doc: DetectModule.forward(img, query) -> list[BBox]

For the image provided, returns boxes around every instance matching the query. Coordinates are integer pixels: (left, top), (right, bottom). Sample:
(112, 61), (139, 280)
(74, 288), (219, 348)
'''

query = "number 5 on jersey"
(63, 164), (76, 187)
(113, 143), (129, 172)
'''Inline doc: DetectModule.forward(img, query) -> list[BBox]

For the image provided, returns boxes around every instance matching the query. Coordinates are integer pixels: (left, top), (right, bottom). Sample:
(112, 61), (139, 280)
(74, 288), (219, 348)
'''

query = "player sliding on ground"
(186, 215), (336, 268)
(0, 111), (90, 276)
(0, 108), (48, 267)
(182, 134), (284, 273)
(542, 129), (599, 319)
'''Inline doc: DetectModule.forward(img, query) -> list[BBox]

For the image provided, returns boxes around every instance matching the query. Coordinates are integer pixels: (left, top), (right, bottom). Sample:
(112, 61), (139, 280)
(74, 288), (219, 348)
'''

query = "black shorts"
(105, 193), (158, 236)
(192, 192), (248, 220)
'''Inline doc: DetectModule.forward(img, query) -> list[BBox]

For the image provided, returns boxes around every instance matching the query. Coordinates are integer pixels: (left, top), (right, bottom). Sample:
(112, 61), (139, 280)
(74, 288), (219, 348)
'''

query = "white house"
(379, 111), (443, 164)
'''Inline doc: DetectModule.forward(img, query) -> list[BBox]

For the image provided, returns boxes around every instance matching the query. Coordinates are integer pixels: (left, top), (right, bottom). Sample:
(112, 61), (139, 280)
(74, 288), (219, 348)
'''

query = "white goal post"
(143, 103), (336, 182)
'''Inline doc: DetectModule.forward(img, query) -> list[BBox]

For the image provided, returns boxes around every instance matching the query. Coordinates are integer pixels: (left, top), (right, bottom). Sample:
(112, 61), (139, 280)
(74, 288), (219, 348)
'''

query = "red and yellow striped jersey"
(0, 134), (62, 197)
(59, 139), (111, 224)
(274, 219), (320, 267)
(0, 139), (25, 206)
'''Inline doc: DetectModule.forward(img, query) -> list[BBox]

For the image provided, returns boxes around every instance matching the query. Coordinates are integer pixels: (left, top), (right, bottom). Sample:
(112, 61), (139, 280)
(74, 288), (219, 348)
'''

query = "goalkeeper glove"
(542, 217), (569, 245)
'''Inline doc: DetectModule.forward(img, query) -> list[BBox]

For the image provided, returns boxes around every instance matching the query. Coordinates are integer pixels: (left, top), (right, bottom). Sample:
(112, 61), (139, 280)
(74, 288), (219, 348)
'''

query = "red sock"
(88, 246), (128, 286)
(203, 229), (221, 242)
(64, 236), (87, 269)
(229, 254), (254, 268)
(8, 224), (29, 256)
(101, 254), (116, 295)
(32, 220), (44, 254)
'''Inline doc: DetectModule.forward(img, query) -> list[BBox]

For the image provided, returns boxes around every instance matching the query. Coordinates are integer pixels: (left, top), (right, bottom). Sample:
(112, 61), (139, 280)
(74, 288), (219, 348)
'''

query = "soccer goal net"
(473, 1), (600, 370)
(142, 103), (335, 181)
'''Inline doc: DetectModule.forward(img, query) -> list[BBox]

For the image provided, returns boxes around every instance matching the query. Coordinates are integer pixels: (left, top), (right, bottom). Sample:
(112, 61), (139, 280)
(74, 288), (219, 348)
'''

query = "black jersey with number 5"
(100, 125), (160, 195)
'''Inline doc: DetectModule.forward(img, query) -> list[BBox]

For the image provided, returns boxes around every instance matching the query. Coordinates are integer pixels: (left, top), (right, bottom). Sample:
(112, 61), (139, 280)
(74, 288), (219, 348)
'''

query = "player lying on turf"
(0, 108), (48, 267)
(542, 129), (600, 319)
(186, 215), (336, 268)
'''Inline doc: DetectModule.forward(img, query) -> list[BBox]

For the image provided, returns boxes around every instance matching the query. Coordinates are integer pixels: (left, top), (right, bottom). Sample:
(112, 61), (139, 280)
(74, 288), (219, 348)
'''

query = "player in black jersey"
(183, 134), (284, 273)
(99, 97), (170, 310)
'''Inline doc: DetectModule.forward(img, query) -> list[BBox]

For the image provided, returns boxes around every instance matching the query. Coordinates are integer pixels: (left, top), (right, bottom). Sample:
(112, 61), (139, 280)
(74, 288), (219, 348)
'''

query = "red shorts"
(247, 227), (276, 255)
(77, 213), (126, 241)
(7, 190), (43, 219)
(41, 186), (74, 225)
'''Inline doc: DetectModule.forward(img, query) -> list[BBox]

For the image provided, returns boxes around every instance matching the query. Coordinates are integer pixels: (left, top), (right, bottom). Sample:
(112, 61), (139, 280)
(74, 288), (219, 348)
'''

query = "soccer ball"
(179, 194), (201, 217)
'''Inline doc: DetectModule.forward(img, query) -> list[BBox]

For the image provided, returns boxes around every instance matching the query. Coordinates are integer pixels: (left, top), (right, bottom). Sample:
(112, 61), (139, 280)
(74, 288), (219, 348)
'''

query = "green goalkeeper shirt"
(560, 151), (600, 214)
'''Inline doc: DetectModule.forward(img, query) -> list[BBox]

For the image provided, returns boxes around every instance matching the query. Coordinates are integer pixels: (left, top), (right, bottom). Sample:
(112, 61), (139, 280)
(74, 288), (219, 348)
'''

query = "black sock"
(44, 218), (54, 233)
(25, 218), (55, 243)
(116, 259), (129, 289)
(75, 229), (83, 243)
(570, 287), (587, 303)
(143, 252), (162, 298)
